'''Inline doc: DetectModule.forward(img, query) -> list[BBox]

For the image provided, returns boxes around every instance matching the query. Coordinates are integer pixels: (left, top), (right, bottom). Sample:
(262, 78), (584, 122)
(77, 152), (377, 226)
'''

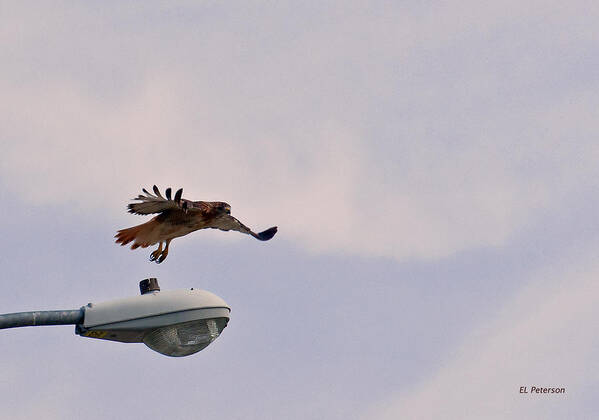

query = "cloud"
(365, 250), (599, 419)
(2, 1), (598, 261)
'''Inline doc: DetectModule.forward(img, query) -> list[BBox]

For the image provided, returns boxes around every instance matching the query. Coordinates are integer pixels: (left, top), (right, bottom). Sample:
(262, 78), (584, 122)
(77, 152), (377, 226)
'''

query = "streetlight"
(0, 278), (230, 357)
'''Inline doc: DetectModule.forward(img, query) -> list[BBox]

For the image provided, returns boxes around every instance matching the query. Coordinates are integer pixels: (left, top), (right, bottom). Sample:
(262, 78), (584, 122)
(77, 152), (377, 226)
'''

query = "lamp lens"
(143, 318), (228, 357)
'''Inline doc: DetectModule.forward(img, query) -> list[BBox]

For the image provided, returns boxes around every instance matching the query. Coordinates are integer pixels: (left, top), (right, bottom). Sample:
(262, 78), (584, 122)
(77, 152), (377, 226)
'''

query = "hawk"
(115, 185), (278, 263)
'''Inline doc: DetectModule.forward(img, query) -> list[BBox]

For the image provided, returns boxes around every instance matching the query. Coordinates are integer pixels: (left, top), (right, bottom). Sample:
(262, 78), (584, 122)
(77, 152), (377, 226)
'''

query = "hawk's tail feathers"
(115, 219), (160, 249)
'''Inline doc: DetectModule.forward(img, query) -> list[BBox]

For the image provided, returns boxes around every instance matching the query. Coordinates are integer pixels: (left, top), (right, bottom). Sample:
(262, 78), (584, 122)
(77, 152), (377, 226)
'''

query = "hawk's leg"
(156, 239), (171, 264)
(149, 242), (163, 262)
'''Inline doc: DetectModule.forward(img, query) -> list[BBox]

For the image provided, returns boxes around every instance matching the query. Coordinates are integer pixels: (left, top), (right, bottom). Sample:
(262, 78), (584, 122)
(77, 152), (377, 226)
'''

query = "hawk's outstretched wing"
(128, 185), (188, 215)
(212, 215), (278, 241)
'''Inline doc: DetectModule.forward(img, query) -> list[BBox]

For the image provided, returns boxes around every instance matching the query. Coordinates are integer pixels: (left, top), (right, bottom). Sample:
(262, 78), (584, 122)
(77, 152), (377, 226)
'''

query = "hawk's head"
(213, 202), (231, 215)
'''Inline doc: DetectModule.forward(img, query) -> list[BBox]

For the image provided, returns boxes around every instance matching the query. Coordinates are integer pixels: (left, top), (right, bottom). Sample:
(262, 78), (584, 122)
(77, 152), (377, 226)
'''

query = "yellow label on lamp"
(84, 330), (108, 339)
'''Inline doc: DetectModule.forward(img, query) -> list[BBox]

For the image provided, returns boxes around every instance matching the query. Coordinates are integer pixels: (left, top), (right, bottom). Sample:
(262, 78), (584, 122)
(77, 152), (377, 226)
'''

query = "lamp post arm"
(0, 309), (84, 330)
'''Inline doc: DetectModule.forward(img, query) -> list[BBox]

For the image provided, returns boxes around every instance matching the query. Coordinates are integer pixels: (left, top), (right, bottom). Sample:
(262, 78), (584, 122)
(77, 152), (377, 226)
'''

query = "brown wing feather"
(212, 215), (278, 241)
(213, 215), (253, 234)
(128, 185), (187, 215)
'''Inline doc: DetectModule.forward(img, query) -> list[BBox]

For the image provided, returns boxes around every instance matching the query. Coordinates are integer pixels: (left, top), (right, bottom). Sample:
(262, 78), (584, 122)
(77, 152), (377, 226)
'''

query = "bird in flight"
(115, 185), (278, 263)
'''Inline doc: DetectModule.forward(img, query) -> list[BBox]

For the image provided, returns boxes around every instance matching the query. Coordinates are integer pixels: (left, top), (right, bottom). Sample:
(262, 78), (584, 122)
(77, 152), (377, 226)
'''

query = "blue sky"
(1, 2), (599, 419)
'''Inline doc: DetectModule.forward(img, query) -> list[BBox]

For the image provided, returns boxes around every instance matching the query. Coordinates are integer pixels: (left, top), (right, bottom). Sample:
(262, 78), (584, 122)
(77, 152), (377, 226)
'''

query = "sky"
(1, 1), (598, 419)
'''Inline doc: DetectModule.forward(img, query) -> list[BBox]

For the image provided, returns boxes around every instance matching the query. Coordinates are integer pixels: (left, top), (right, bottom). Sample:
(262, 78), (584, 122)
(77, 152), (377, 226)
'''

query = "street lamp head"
(76, 279), (230, 357)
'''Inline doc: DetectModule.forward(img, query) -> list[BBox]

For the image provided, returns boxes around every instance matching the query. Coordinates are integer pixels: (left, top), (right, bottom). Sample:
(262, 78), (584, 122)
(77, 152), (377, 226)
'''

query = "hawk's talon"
(149, 248), (162, 262)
